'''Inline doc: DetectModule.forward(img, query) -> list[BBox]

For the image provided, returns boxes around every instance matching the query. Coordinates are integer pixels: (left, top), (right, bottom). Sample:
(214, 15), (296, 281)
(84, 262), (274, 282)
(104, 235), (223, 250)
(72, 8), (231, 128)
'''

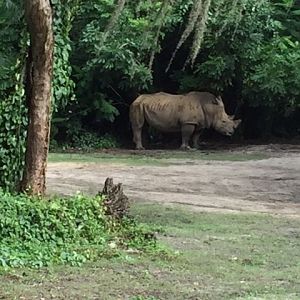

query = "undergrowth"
(71, 132), (120, 150)
(0, 190), (160, 269)
(50, 132), (120, 152)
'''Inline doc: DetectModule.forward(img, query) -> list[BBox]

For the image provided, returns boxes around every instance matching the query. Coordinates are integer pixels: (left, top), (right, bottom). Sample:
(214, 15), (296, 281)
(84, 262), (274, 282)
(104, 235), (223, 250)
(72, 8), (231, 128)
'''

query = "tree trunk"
(21, 0), (54, 195)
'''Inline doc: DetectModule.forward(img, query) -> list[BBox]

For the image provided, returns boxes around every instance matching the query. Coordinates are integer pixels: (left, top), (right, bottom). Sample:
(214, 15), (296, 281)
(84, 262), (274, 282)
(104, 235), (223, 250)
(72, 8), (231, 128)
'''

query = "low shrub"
(72, 132), (119, 150)
(50, 132), (120, 152)
(0, 190), (158, 268)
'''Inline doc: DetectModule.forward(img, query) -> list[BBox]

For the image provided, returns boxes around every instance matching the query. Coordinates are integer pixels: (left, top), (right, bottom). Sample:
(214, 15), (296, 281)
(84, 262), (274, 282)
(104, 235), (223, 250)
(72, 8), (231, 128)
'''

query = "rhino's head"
(215, 115), (241, 136)
(213, 97), (241, 137)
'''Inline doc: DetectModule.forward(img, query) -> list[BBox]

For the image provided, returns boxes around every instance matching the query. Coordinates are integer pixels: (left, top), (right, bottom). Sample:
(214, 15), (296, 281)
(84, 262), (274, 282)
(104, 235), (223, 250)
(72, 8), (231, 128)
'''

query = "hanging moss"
(102, 0), (126, 44)
(148, 0), (174, 69)
(187, 0), (212, 67)
(164, 0), (271, 70)
(166, 0), (204, 72)
(216, 0), (239, 37)
(213, 0), (226, 20)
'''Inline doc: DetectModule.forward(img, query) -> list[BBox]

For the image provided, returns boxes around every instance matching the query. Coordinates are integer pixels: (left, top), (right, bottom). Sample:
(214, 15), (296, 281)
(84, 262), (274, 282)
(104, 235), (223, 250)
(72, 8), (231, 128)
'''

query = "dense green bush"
(50, 130), (120, 151)
(0, 1), (28, 191)
(0, 0), (80, 191)
(173, 0), (300, 137)
(0, 190), (158, 268)
(49, 0), (299, 141)
(72, 132), (120, 150)
(1, 0), (299, 192)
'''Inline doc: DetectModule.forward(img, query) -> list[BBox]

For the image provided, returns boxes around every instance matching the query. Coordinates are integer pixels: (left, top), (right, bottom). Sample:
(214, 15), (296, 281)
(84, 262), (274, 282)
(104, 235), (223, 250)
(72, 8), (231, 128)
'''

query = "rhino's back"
(137, 92), (204, 132)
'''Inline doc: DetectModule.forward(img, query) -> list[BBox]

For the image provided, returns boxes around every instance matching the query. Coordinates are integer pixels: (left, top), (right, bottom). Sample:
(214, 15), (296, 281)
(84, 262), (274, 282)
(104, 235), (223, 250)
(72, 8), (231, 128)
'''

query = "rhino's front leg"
(192, 128), (203, 149)
(180, 124), (195, 150)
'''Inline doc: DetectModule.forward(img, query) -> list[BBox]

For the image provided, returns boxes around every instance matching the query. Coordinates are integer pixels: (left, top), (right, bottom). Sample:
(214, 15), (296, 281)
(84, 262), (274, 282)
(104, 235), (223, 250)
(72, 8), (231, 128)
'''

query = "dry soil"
(47, 144), (300, 217)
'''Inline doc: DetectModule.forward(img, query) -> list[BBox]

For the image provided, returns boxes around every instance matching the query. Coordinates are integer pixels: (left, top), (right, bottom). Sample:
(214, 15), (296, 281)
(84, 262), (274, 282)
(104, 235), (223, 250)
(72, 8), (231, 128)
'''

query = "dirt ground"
(47, 144), (300, 217)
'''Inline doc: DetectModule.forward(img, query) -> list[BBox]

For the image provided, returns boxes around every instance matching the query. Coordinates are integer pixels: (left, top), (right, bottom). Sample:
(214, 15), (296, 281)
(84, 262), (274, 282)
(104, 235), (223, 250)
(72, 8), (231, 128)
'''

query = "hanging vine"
(52, 0), (81, 110)
(216, 0), (239, 37)
(187, 0), (212, 67)
(0, 1), (28, 191)
(148, 0), (174, 69)
(166, 0), (204, 71)
(102, 0), (127, 45)
(165, 0), (265, 70)
(0, 0), (79, 191)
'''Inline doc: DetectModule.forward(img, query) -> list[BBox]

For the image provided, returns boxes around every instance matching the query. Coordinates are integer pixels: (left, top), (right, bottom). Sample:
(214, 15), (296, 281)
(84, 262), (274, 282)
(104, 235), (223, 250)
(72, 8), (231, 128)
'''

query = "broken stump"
(99, 177), (130, 219)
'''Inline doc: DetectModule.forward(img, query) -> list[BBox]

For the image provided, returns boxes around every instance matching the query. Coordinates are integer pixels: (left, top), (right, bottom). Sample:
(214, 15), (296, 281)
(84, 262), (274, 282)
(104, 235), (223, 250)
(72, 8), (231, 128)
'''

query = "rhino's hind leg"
(132, 127), (144, 150)
(130, 102), (145, 150)
(180, 124), (196, 150)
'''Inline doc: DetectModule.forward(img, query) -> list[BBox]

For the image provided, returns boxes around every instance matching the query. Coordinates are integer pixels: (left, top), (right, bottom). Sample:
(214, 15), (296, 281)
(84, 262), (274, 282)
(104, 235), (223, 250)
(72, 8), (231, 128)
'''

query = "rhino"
(129, 91), (241, 150)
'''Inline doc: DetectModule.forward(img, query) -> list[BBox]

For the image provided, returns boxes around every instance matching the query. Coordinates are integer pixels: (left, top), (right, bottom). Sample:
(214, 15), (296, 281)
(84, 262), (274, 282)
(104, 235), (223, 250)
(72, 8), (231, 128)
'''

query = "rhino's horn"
(234, 119), (242, 128)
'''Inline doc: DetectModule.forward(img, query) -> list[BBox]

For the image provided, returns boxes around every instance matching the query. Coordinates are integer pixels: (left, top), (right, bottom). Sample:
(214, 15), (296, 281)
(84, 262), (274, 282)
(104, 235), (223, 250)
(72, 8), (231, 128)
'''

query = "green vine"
(0, 28), (28, 191)
(0, 1), (79, 191)
(52, 0), (80, 109)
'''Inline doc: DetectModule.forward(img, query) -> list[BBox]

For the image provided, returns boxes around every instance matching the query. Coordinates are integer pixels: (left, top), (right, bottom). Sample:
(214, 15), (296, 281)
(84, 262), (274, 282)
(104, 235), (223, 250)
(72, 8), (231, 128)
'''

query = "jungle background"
(0, 0), (300, 189)
(50, 0), (300, 148)
(0, 2), (300, 298)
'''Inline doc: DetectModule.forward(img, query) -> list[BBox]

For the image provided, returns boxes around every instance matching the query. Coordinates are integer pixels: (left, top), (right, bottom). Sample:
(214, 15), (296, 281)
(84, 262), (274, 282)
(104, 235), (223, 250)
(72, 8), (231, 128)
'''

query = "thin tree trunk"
(21, 0), (54, 195)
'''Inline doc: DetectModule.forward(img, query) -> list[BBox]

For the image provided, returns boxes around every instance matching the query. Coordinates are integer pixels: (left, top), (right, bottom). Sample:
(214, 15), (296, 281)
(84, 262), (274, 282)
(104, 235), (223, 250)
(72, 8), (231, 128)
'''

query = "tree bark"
(21, 0), (54, 195)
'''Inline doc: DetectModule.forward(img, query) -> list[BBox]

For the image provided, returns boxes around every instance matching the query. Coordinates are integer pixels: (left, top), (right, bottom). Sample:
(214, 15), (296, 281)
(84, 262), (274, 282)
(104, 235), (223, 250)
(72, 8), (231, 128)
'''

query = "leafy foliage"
(0, 1), (27, 191)
(71, 0), (155, 102)
(173, 0), (300, 136)
(49, 0), (299, 144)
(273, 0), (300, 40)
(51, 0), (79, 109)
(51, 0), (193, 140)
(0, 190), (158, 268)
(0, 59), (27, 191)
(244, 36), (300, 109)
(71, 132), (120, 150)
(176, 0), (276, 92)
(50, 113), (120, 151)
(0, 0), (80, 191)
(1, 0), (299, 191)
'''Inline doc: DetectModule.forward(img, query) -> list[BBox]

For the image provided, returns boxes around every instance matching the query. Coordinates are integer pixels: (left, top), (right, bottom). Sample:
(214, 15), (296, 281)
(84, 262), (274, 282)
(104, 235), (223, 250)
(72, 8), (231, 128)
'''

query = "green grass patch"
(130, 204), (300, 299)
(1, 203), (299, 299)
(48, 151), (268, 165)
(0, 191), (161, 269)
(48, 152), (170, 166)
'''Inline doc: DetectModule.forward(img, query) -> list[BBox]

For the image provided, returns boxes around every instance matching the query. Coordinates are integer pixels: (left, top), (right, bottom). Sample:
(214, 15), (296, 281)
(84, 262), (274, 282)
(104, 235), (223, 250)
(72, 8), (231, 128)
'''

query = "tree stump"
(99, 178), (130, 219)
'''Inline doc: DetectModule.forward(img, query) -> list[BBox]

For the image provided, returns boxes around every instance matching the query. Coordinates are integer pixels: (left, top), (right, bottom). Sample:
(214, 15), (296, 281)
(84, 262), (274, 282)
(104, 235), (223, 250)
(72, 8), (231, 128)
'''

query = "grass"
(1, 203), (299, 299)
(48, 150), (268, 166)
(49, 152), (170, 166)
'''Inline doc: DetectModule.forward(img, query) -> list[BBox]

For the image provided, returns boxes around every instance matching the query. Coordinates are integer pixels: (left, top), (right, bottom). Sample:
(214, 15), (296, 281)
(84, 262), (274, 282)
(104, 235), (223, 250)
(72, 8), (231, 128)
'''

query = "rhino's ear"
(213, 96), (223, 105)
(234, 119), (241, 128)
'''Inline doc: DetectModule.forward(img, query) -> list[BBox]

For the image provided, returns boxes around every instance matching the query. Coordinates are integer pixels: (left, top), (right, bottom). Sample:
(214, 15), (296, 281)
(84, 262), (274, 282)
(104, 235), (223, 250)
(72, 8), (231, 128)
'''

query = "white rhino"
(129, 91), (241, 150)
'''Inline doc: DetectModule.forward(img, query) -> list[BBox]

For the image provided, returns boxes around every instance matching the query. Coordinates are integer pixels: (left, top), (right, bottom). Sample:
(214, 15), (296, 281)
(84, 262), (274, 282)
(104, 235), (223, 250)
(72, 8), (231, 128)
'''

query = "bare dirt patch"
(47, 145), (300, 217)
